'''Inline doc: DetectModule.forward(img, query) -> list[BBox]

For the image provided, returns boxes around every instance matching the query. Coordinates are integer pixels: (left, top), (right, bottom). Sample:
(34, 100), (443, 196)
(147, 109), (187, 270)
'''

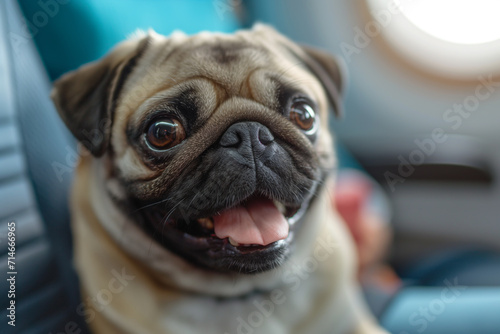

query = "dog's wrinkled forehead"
(117, 29), (324, 120)
(198, 40), (256, 64)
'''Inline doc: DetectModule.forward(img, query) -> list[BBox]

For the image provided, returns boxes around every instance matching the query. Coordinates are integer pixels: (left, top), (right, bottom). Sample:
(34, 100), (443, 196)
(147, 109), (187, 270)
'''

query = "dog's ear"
(252, 24), (346, 118)
(51, 36), (150, 156)
(293, 45), (346, 118)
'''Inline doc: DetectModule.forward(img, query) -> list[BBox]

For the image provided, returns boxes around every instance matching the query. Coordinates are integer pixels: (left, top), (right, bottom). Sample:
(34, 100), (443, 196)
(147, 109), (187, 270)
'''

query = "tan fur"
(54, 25), (387, 333)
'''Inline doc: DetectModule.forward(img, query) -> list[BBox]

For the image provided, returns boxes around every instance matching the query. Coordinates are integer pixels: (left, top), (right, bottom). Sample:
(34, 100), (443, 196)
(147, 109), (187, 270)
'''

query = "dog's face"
(52, 25), (344, 274)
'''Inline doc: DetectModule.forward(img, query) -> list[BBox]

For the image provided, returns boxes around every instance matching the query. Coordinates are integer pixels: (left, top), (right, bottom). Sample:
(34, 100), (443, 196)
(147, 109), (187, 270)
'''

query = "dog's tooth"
(273, 200), (287, 215)
(197, 217), (214, 230)
(228, 238), (240, 247)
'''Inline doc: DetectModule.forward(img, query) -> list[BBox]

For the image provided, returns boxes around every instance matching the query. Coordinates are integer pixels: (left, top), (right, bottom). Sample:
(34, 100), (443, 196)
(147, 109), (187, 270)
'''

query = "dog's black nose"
(219, 122), (274, 155)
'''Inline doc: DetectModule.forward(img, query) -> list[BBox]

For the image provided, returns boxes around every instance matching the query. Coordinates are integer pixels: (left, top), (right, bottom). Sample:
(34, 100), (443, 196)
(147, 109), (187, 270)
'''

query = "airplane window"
(366, 0), (500, 79)
(400, 0), (500, 45)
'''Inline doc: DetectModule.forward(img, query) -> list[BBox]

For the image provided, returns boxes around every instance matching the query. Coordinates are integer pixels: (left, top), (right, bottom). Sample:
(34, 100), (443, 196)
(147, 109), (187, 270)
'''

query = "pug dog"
(51, 24), (387, 334)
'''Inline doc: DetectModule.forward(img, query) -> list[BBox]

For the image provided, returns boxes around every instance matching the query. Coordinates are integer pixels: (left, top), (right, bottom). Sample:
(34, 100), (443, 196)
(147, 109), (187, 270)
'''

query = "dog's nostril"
(258, 127), (274, 145)
(219, 130), (241, 147)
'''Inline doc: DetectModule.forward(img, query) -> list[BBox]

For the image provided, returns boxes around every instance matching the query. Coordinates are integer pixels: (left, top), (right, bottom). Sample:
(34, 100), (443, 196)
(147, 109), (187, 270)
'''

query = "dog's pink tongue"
(213, 198), (289, 245)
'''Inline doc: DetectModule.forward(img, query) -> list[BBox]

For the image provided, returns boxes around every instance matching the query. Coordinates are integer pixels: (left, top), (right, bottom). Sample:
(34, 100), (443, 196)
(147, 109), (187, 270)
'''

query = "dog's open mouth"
(143, 194), (309, 273)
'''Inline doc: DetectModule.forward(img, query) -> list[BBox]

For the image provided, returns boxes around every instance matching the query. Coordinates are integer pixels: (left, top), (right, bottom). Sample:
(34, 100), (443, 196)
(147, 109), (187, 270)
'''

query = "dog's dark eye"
(289, 101), (316, 131)
(145, 118), (186, 150)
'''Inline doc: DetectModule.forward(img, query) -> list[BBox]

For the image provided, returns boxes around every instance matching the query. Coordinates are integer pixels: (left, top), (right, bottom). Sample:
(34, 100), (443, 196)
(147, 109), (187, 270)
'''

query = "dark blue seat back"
(0, 0), (87, 332)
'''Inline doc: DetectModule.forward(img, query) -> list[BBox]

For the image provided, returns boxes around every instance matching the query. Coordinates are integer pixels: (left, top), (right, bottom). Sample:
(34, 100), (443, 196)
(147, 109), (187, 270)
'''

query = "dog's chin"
(140, 193), (313, 274)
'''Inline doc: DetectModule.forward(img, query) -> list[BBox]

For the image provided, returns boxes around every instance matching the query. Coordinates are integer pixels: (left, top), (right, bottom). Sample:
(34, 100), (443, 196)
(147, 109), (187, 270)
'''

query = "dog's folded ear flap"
(295, 45), (347, 118)
(251, 24), (346, 117)
(51, 37), (148, 156)
(51, 60), (116, 156)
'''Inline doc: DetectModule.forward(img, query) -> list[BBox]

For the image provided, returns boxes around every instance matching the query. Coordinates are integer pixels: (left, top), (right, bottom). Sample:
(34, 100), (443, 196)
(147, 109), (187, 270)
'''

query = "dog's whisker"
(132, 196), (173, 213)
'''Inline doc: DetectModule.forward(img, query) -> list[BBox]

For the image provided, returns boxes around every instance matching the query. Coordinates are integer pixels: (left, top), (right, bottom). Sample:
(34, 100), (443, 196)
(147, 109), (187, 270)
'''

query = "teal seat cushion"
(18, 0), (240, 80)
(381, 287), (500, 334)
